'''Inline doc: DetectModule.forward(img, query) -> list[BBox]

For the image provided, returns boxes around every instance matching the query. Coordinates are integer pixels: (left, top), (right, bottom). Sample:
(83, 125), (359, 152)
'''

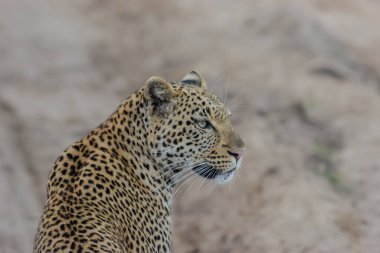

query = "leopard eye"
(196, 120), (213, 129)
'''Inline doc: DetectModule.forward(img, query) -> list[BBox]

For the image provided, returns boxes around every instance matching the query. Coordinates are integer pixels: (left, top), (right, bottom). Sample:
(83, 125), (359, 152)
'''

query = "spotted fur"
(34, 71), (245, 253)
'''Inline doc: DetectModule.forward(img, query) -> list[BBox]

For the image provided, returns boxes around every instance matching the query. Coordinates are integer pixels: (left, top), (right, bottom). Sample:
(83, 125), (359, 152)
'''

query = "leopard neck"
(94, 89), (173, 203)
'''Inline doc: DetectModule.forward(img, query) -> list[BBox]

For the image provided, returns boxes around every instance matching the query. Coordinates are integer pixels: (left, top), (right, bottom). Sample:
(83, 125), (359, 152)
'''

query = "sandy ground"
(1, 0), (380, 252)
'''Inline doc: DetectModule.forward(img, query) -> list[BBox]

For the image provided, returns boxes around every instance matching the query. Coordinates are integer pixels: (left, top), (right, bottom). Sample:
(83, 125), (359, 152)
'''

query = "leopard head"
(144, 71), (245, 185)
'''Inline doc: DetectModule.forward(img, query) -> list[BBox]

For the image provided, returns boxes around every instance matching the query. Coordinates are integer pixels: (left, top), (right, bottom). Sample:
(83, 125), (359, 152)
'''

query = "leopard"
(34, 71), (245, 253)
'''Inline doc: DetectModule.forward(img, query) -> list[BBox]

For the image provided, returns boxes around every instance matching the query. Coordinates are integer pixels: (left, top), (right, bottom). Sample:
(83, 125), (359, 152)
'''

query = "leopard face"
(144, 71), (245, 185)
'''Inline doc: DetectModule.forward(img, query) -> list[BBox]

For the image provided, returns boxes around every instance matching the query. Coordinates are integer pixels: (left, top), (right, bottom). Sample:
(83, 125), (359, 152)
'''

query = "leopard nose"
(227, 149), (245, 161)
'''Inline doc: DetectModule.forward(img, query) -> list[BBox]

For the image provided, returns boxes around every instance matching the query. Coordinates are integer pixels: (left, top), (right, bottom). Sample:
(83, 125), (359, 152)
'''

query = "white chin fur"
(216, 170), (235, 184)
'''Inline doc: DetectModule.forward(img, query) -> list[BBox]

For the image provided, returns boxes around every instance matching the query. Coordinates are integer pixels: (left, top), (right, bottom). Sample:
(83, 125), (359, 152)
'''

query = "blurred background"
(1, 0), (380, 252)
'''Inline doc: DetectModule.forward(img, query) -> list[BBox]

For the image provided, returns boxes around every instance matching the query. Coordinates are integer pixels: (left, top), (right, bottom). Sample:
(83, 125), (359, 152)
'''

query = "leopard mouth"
(192, 165), (235, 180)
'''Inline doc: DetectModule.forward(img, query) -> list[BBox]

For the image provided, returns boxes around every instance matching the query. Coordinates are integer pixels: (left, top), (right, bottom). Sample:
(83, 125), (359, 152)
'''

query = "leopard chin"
(216, 170), (236, 184)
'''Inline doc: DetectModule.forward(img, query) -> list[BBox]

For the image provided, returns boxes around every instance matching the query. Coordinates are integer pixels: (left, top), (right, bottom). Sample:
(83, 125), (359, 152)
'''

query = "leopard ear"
(144, 76), (177, 117)
(181, 70), (207, 89)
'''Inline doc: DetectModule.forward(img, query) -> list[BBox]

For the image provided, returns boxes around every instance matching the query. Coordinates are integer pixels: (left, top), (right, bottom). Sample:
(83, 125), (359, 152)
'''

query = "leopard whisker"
(159, 162), (207, 192)
(225, 92), (243, 109)
(174, 166), (208, 198)
(180, 165), (210, 203)
(191, 170), (207, 201)
(209, 72), (228, 93)
(222, 74), (231, 105)
(165, 161), (206, 182)
(196, 169), (212, 198)
(179, 171), (201, 203)
(154, 159), (199, 181)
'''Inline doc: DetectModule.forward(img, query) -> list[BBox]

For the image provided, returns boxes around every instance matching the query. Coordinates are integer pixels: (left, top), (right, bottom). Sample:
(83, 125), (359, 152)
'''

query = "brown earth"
(1, 0), (380, 252)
